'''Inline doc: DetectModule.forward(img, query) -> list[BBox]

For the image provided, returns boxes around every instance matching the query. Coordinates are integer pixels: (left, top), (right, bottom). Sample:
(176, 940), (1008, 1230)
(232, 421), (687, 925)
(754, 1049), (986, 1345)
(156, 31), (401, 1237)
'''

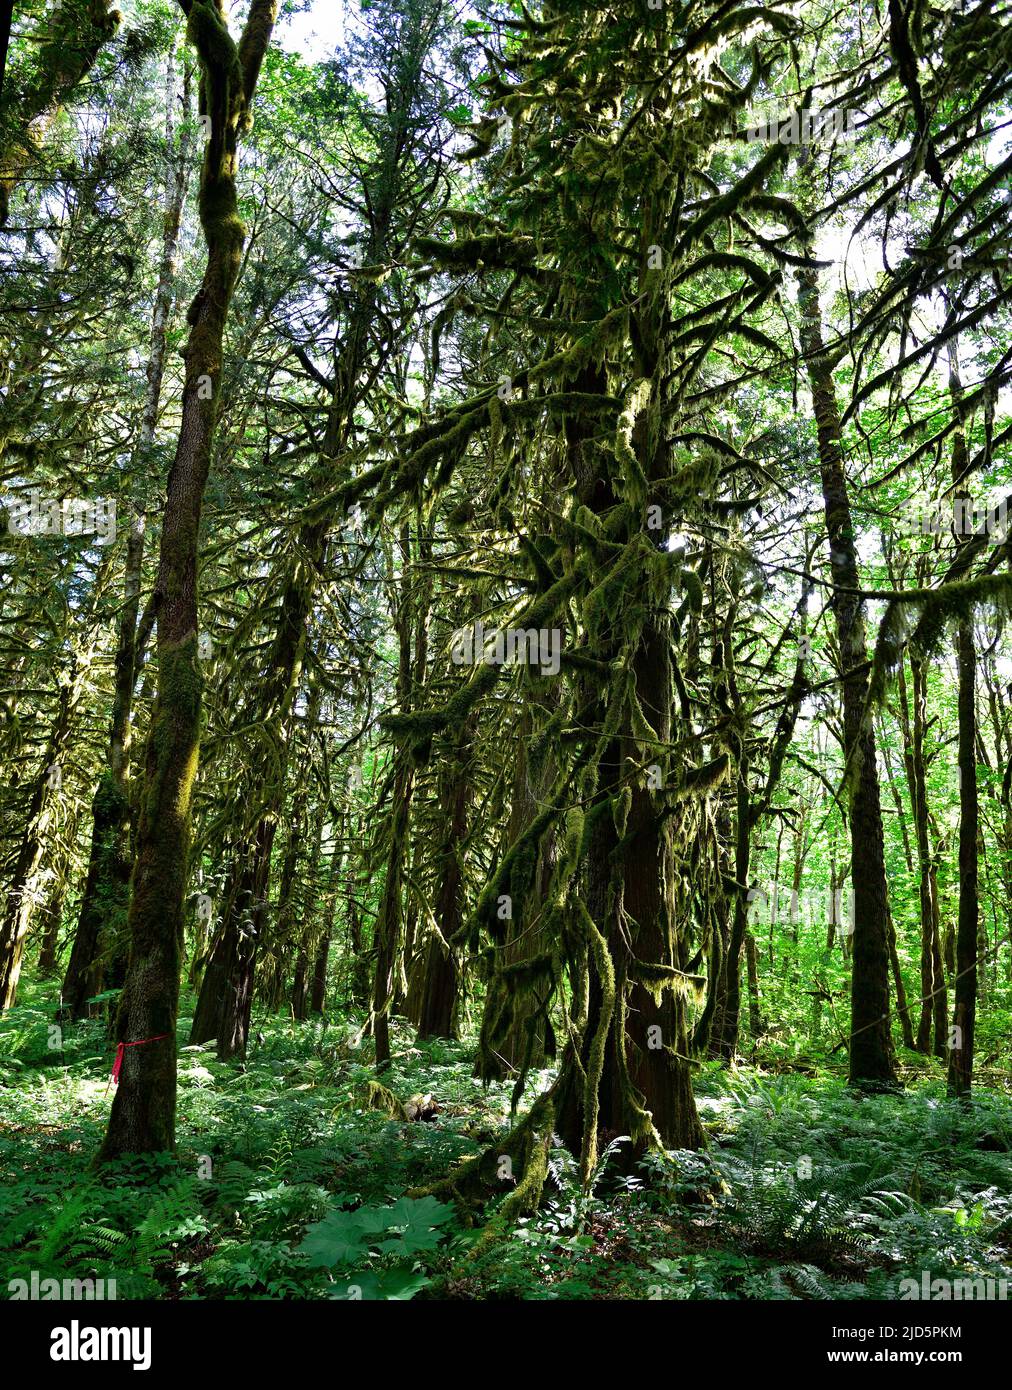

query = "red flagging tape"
(110, 1034), (170, 1087)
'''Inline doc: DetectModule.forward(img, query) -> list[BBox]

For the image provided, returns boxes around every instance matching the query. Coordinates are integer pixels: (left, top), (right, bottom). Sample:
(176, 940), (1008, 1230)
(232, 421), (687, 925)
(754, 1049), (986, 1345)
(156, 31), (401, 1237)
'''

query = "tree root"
(408, 1090), (557, 1252)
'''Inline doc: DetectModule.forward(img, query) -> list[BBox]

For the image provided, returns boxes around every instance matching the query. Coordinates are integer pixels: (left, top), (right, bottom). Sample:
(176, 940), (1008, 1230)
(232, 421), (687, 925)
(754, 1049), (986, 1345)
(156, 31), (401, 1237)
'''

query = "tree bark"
(897, 655), (947, 1055)
(411, 724), (471, 1040)
(99, 0), (277, 1160)
(370, 521), (428, 1070)
(0, 607), (105, 1008)
(553, 360), (703, 1166)
(946, 343), (978, 1098)
(796, 243), (896, 1089)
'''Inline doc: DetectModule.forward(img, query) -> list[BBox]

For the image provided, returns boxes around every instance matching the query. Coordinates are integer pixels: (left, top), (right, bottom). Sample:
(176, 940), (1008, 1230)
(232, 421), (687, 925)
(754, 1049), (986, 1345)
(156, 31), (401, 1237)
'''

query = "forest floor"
(2, 983), (1011, 1301)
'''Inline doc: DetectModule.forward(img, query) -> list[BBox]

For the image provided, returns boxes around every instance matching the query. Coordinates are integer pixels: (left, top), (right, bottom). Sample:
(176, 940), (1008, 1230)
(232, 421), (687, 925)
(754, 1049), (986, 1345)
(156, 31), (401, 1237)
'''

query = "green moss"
(577, 900), (615, 1188)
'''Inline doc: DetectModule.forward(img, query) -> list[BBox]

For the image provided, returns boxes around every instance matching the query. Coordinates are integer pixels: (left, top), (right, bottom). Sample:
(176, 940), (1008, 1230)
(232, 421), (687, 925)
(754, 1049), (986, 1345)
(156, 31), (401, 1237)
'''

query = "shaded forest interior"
(2, 0), (1012, 1302)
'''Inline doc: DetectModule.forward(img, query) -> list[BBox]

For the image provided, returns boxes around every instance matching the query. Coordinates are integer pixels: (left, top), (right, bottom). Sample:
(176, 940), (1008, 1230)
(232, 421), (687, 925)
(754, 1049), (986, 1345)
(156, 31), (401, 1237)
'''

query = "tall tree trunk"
(99, 0), (277, 1161)
(0, 619), (103, 1007)
(288, 793), (327, 1022)
(897, 655), (946, 1053)
(949, 620), (978, 1095)
(371, 757), (414, 1070)
(797, 239), (896, 1089)
(745, 931), (762, 1037)
(291, 946), (310, 1022)
(617, 614), (703, 1150)
(712, 762), (750, 1058)
(411, 723), (472, 1040)
(554, 360), (703, 1166)
(370, 523), (427, 1070)
(888, 906), (915, 1049)
(346, 872), (370, 1007)
(371, 729), (415, 1066)
(476, 699), (558, 1079)
(0, 744), (62, 1007)
(787, 813), (806, 959)
(309, 823), (343, 1015)
(37, 802), (81, 977)
(947, 343), (978, 1098)
(216, 816), (275, 1058)
(769, 820), (784, 966)
(310, 929), (330, 1015)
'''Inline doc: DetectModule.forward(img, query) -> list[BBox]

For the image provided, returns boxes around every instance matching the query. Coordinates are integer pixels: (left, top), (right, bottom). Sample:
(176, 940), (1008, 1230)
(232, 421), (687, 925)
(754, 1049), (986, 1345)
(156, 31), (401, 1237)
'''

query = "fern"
(35, 1188), (97, 1264)
(133, 1181), (206, 1271)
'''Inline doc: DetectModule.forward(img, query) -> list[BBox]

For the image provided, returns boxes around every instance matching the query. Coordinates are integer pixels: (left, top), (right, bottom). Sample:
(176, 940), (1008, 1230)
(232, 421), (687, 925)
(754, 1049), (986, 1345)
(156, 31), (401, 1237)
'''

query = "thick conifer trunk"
(554, 360), (703, 1164)
(412, 722), (472, 1041)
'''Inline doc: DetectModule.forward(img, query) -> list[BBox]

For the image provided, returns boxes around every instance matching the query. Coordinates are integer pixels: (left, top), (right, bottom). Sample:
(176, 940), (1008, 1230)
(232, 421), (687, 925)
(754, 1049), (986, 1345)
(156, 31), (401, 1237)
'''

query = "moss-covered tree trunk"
(554, 351), (704, 1164)
(288, 792), (326, 1023)
(898, 655), (947, 1054)
(370, 520), (430, 1068)
(99, 0), (276, 1161)
(291, 947), (309, 1021)
(309, 825), (343, 1015)
(616, 616), (703, 1151)
(370, 606), (416, 1067)
(745, 931), (762, 1038)
(476, 699), (558, 1080)
(347, 877), (370, 1006)
(37, 802), (81, 977)
(61, 769), (133, 1017)
(949, 620), (978, 1096)
(711, 752), (751, 1060)
(797, 250), (896, 1089)
(0, 756), (57, 1008)
(0, 638), (96, 1007)
(371, 756), (414, 1069)
(411, 724), (471, 1040)
(947, 345), (978, 1098)
(309, 929), (330, 1015)
(888, 907), (915, 1049)
(224, 823), (276, 1054)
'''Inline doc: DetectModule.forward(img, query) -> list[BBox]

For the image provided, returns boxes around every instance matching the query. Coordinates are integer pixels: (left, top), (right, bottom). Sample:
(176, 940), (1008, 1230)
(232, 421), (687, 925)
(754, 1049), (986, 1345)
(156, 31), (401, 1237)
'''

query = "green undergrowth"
(2, 982), (1011, 1300)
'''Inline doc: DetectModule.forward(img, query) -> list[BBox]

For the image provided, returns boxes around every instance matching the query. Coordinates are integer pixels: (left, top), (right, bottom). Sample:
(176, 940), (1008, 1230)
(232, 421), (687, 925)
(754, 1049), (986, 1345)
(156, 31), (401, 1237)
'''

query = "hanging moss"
(866, 572), (1012, 720)
(363, 1079), (408, 1119)
(611, 785), (632, 838)
(576, 899), (615, 1187)
(628, 959), (707, 1005)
